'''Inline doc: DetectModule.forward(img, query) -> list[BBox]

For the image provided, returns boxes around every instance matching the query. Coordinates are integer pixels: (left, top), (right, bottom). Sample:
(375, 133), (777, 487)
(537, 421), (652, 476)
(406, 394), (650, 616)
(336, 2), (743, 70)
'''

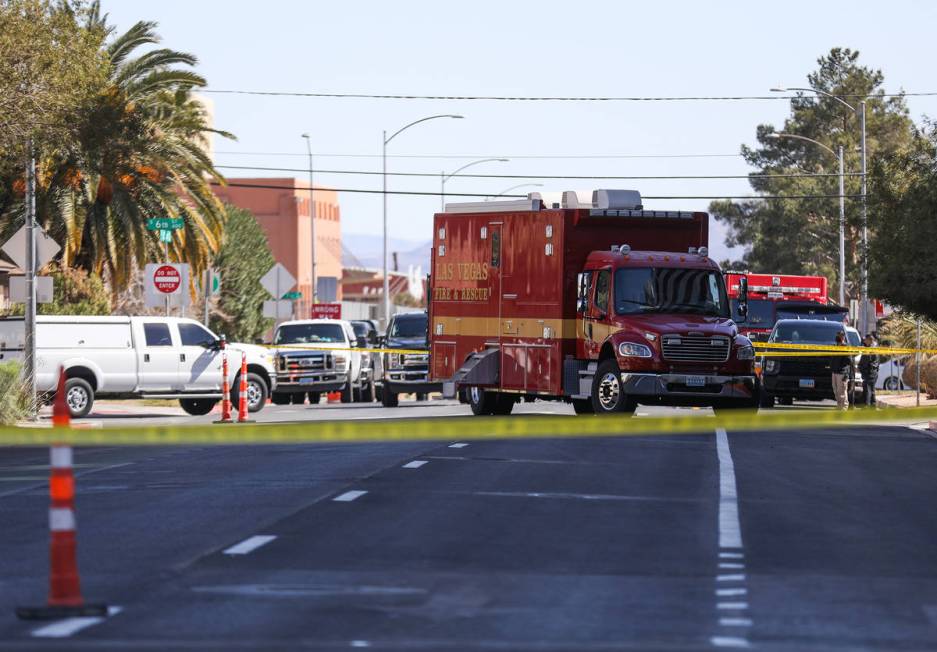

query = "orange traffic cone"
(16, 395), (107, 618)
(237, 351), (252, 423)
(327, 391), (341, 403)
(52, 366), (70, 427)
(214, 339), (233, 424)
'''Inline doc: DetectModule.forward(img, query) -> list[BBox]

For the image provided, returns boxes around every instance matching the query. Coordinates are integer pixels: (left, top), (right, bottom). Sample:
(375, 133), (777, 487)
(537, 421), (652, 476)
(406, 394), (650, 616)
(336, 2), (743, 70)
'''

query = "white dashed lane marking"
(333, 490), (367, 502)
(716, 588), (747, 597)
(31, 606), (122, 638)
(719, 563), (745, 569)
(223, 535), (277, 556)
(448, 443), (469, 448)
(711, 636), (750, 648)
(402, 460), (428, 469)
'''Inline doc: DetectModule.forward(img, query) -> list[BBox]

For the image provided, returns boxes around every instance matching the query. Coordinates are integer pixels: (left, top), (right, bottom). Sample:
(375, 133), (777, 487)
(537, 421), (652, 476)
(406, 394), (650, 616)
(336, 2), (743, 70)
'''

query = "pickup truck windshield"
(275, 323), (345, 344)
(770, 322), (842, 343)
(614, 268), (729, 317)
(389, 315), (427, 338)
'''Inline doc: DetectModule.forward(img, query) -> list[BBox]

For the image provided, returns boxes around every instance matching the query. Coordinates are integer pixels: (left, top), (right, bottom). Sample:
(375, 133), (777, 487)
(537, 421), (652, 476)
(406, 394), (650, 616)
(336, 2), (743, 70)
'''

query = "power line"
(202, 90), (937, 101)
(214, 163), (862, 181)
(211, 179), (859, 201)
(213, 150), (744, 160)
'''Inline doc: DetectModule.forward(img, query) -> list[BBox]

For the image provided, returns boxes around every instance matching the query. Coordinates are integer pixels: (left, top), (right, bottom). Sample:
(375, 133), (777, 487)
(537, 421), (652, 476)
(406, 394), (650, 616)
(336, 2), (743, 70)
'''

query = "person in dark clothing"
(859, 334), (880, 407)
(831, 331), (852, 410)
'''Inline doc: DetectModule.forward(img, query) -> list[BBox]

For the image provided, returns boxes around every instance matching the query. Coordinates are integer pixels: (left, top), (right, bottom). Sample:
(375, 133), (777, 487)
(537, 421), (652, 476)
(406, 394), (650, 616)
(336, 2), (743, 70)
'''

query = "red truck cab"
(429, 189), (757, 416)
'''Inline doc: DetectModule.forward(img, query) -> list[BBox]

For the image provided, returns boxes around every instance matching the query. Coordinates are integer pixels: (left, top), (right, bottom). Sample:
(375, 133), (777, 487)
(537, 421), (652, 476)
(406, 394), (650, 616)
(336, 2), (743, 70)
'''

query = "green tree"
(209, 205), (274, 342)
(0, 1), (232, 293)
(868, 123), (937, 318)
(710, 48), (916, 301)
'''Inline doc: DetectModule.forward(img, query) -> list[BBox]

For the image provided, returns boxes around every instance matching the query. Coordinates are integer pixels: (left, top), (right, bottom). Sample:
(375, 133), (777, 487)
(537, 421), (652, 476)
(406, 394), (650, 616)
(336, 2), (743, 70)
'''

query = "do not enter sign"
(153, 265), (182, 294)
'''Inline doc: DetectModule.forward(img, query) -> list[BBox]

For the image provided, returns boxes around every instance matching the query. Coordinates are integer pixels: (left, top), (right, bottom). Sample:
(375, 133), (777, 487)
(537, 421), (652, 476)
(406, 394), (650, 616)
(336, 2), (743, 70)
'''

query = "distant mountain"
(343, 233), (431, 272)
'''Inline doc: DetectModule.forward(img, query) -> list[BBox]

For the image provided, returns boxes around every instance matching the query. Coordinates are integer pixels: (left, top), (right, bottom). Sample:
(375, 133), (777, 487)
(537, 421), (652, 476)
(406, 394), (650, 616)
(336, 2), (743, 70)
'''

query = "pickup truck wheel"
(381, 389), (399, 407)
(64, 378), (94, 418)
(290, 392), (305, 405)
(307, 392), (321, 404)
(758, 390), (775, 409)
(591, 359), (636, 415)
(572, 398), (594, 415)
(884, 376), (900, 391)
(468, 386), (496, 416)
(340, 383), (353, 404)
(778, 396), (794, 406)
(415, 393), (428, 402)
(359, 382), (375, 403)
(179, 398), (218, 416)
(271, 392), (290, 405)
(375, 385), (384, 402)
(232, 373), (269, 412)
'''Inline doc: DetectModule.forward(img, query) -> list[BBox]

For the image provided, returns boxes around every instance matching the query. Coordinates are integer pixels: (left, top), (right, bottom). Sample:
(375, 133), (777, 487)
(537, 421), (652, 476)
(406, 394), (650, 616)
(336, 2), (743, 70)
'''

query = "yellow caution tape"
(0, 406), (934, 446)
(754, 342), (931, 356)
(258, 344), (428, 355)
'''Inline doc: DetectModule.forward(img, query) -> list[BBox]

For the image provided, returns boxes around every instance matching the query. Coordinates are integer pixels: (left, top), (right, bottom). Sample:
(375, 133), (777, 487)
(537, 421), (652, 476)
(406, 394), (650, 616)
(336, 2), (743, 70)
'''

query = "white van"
(0, 316), (276, 417)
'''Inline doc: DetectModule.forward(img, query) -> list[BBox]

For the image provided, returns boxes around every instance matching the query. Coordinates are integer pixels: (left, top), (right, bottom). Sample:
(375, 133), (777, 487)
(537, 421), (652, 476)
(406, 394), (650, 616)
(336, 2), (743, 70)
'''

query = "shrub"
(0, 361), (32, 424)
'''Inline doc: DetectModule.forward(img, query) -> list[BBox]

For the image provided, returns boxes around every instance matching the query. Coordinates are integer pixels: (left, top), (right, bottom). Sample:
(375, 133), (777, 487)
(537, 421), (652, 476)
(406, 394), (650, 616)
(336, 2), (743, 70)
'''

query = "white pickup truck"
(0, 316), (276, 417)
(271, 319), (373, 404)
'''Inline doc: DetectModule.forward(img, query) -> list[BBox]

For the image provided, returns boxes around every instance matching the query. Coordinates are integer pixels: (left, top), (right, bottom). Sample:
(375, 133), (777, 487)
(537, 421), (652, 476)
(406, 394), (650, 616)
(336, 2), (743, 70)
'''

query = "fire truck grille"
(662, 335), (730, 362)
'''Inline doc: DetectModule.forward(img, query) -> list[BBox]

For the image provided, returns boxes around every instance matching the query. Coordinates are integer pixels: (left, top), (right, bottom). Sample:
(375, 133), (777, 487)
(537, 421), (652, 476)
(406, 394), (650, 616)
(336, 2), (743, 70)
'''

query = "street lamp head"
(770, 86), (786, 93)
(301, 133), (310, 139)
(766, 133), (780, 139)
(449, 115), (465, 119)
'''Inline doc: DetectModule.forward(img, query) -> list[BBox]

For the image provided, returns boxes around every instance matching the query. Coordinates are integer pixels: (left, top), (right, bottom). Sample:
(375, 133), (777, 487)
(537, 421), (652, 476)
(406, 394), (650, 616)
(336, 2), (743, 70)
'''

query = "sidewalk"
(877, 391), (937, 409)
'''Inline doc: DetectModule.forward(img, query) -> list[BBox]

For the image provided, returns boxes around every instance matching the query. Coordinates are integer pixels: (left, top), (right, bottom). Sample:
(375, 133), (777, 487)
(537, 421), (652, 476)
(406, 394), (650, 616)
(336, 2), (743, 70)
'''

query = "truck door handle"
(180, 353), (186, 362)
(144, 354), (150, 362)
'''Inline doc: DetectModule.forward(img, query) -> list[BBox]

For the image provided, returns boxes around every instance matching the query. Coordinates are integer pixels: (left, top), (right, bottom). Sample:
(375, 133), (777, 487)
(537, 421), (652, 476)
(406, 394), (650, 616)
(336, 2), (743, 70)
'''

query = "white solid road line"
(333, 490), (368, 502)
(448, 443), (469, 448)
(402, 460), (428, 469)
(32, 606), (122, 638)
(716, 428), (742, 550)
(223, 535), (277, 556)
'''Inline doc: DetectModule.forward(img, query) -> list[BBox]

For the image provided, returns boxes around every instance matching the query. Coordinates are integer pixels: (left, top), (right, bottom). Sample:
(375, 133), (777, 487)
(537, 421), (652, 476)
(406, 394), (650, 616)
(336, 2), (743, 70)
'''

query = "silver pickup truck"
(271, 319), (372, 405)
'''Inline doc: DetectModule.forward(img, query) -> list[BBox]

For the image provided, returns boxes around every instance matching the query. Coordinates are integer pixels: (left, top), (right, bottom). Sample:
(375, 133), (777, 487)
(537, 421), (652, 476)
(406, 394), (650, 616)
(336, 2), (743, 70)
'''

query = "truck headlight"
(334, 355), (347, 370)
(737, 345), (755, 360)
(618, 342), (652, 358)
(387, 353), (402, 369)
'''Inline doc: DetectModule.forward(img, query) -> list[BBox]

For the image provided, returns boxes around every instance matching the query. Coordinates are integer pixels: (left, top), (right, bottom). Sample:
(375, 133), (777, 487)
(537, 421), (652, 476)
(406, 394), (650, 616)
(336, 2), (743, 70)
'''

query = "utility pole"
(302, 134), (317, 313)
(859, 101), (869, 336)
(838, 145), (846, 306)
(24, 140), (37, 418)
(203, 268), (210, 325)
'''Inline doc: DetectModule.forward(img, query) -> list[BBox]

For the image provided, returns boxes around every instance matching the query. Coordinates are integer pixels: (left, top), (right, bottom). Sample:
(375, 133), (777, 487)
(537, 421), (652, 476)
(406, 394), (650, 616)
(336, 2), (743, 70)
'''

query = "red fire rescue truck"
(725, 273), (846, 341)
(429, 190), (757, 415)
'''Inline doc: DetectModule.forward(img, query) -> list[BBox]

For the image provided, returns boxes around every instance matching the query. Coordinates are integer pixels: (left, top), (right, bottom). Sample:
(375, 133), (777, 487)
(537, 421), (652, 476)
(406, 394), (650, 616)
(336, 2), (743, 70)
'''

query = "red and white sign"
(310, 303), (342, 319)
(153, 265), (181, 294)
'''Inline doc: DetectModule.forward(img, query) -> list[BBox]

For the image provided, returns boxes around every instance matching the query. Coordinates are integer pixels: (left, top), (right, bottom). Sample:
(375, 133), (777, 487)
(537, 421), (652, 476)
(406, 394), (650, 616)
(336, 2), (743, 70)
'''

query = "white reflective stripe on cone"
(50, 447), (73, 470)
(49, 507), (76, 532)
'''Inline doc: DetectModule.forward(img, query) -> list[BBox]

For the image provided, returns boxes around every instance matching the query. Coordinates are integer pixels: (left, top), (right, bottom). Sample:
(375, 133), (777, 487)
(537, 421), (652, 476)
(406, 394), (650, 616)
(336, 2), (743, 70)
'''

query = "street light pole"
(24, 139), (37, 418)
(767, 132), (846, 306)
(302, 134), (317, 311)
(772, 86), (870, 332)
(382, 114), (463, 326)
(439, 158), (509, 212)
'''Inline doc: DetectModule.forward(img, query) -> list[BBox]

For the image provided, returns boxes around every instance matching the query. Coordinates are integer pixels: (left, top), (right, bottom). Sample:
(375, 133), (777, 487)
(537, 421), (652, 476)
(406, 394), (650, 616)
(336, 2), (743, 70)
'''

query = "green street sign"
(281, 291), (302, 300)
(147, 217), (184, 231)
(158, 229), (173, 243)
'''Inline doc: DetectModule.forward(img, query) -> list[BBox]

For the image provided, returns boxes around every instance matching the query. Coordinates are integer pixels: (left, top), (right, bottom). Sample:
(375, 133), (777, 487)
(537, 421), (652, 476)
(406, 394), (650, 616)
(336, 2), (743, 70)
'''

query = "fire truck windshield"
(614, 268), (729, 317)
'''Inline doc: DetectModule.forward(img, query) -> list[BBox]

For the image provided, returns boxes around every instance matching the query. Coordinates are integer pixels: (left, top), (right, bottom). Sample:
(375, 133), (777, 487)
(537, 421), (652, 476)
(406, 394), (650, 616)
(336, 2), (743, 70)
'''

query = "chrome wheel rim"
(470, 387), (482, 404)
(247, 381), (263, 409)
(66, 386), (88, 413)
(597, 372), (620, 411)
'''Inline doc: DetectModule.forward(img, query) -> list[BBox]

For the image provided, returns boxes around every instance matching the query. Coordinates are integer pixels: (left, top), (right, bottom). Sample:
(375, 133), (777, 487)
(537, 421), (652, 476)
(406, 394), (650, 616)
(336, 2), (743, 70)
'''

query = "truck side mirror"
(356, 336), (367, 348)
(737, 276), (749, 321)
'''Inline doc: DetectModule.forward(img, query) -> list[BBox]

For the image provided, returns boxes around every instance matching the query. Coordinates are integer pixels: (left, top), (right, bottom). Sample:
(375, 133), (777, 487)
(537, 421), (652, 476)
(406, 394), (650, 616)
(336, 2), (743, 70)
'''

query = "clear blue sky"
(102, 0), (937, 262)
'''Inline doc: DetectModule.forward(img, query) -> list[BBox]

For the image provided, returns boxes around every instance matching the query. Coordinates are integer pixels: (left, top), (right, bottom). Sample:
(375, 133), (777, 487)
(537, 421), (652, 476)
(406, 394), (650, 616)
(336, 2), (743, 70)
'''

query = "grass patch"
(0, 361), (34, 425)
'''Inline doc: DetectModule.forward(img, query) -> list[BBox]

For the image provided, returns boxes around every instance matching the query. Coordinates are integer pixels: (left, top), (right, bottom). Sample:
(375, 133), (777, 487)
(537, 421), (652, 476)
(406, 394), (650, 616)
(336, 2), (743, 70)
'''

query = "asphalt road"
(2, 408), (937, 650)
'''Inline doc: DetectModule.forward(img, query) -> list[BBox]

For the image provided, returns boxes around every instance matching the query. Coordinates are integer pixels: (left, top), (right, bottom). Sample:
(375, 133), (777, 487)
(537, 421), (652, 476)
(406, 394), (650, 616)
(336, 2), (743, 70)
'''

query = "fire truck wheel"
(591, 359), (636, 415)
(491, 393), (516, 415)
(468, 386), (496, 416)
(341, 383), (354, 403)
(381, 390), (399, 407)
(572, 398), (594, 415)
(290, 392), (305, 405)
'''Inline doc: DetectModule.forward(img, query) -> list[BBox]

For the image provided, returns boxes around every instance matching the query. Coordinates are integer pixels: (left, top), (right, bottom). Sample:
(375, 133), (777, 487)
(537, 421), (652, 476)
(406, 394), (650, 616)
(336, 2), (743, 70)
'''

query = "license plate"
(685, 375), (706, 387)
(299, 377), (316, 385)
(799, 378), (815, 389)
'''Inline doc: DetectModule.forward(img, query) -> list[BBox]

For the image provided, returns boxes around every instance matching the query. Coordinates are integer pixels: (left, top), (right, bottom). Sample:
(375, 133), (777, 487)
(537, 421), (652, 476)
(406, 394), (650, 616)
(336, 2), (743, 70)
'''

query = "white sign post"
(259, 263), (297, 325)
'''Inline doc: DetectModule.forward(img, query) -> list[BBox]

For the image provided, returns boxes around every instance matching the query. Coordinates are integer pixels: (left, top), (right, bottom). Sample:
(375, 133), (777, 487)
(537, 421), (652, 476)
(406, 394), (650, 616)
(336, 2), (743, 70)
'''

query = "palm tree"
(31, 3), (232, 290)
